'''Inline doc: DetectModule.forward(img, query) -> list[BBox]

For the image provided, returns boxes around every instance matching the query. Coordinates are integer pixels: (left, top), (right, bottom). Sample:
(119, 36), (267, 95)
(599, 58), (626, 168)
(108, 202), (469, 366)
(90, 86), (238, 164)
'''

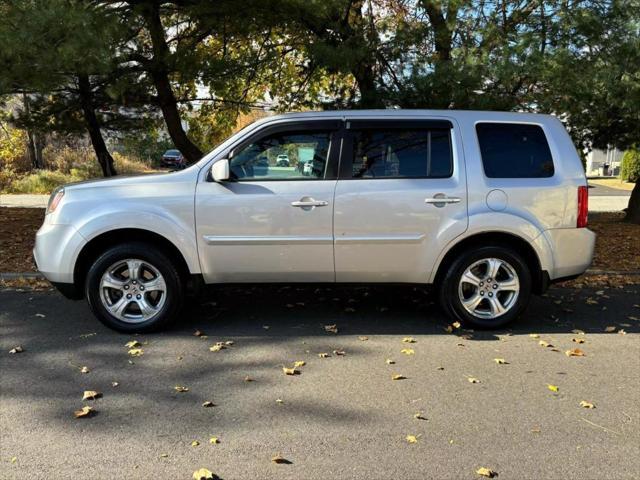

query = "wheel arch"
(432, 231), (548, 294)
(73, 228), (194, 294)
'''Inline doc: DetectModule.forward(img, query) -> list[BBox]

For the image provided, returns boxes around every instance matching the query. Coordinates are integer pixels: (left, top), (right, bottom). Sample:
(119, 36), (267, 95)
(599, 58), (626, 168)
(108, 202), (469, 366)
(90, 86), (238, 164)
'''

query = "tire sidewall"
(441, 246), (532, 329)
(85, 243), (182, 333)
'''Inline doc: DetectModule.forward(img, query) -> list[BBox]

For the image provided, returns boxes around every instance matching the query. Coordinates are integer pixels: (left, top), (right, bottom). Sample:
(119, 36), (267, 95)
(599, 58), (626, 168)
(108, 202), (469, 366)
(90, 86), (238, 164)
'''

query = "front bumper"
(33, 220), (86, 284)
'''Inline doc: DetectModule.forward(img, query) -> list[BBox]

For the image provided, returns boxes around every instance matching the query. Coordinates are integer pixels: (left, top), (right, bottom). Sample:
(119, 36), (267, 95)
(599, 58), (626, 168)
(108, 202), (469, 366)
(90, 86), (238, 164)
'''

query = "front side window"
(351, 129), (452, 179)
(476, 123), (554, 178)
(230, 131), (331, 180)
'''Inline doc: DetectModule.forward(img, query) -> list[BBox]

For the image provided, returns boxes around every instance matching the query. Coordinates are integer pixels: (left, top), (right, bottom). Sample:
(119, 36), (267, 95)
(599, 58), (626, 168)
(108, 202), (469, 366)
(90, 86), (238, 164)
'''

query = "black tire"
(438, 245), (532, 329)
(85, 242), (183, 333)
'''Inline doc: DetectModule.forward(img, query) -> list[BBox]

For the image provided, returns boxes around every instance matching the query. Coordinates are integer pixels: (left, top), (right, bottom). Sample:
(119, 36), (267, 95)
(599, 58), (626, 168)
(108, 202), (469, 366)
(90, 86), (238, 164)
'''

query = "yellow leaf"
(406, 435), (418, 443)
(282, 367), (300, 376)
(82, 390), (102, 401)
(414, 412), (427, 420)
(604, 326), (616, 332)
(572, 338), (586, 344)
(318, 353), (330, 358)
(324, 324), (338, 334)
(11, 456), (17, 463)
(386, 359), (395, 364)
(468, 377), (480, 384)
(192, 468), (214, 480)
(618, 329), (627, 335)
(333, 349), (346, 356)
(224, 341), (235, 346)
(209, 437), (220, 444)
(9, 346), (24, 354)
(125, 340), (141, 348)
(174, 385), (189, 392)
(547, 384), (559, 392)
(128, 348), (143, 357)
(293, 361), (306, 367)
(476, 467), (497, 478)
(209, 344), (224, 352)
(275, 398), (283, 404)
(529, 333), (540, 338)
(74, 406), (95, 418)
(401, 348), (415, 355)
(160, 453), (169, 458)
(579, 400), (595, 409)
(392, 374), (406, 380)
(80, 366), (90, 374)
(443, 325), (454, 333)
(402, 337), (416, 343)
(494, 358), (508, 364)
(358, 336), (369, 341)
(191, 440), (200, 447)
(202, 401), (215, 408)
(538, 340), (553, 348)
(452, 321), (461, 329)
(271, 455), (292, 464)
(565, 348), (585, 357)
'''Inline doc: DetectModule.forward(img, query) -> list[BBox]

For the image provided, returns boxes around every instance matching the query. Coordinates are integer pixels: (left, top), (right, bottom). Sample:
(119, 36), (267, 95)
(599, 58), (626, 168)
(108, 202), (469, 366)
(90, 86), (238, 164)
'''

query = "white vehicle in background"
(34, 110), (595, 332)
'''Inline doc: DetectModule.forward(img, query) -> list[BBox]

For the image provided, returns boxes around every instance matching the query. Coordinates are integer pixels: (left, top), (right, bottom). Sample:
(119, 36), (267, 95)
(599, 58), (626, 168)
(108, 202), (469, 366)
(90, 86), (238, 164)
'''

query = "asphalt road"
(1, 284), (639, 479)
(588, 183), (632, 197)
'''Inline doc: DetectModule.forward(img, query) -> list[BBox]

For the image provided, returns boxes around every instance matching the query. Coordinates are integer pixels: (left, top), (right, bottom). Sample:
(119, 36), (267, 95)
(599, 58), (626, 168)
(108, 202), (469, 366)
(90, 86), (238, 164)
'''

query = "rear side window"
(476, 123), (554, 178)
(350, 129), (452, 179)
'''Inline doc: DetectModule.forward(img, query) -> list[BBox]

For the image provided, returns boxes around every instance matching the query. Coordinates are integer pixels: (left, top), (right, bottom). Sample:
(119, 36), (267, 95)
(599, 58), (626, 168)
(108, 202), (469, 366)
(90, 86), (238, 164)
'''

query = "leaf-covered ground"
(1, 284), (638, 479)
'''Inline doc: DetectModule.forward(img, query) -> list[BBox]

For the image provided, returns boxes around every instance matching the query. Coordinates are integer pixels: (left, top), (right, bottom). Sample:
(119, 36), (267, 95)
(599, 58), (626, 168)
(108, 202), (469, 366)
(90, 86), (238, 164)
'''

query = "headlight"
(47, 187), (65, 214)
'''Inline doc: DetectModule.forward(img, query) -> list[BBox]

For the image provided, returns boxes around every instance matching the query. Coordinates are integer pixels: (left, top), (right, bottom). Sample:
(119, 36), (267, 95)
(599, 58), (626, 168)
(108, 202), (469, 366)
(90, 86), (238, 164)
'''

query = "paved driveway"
(1, 285), (639, 479)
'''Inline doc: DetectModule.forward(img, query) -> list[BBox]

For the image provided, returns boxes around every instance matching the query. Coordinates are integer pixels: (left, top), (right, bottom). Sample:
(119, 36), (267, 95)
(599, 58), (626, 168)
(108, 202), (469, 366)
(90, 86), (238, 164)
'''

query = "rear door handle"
(291, 197), (329, 209)
(425, 195), (461, 205)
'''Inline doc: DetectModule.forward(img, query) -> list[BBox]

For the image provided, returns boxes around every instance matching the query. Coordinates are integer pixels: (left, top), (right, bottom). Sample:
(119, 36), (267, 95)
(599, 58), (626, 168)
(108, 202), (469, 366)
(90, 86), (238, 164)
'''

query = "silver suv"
(34, 110), (595, 332)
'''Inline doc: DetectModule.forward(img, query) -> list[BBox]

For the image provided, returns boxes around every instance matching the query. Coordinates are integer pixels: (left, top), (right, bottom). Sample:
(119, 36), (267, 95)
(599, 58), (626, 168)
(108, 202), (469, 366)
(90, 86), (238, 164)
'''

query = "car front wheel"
(439, 246), (532, 329)
(85, 242), (183, 333)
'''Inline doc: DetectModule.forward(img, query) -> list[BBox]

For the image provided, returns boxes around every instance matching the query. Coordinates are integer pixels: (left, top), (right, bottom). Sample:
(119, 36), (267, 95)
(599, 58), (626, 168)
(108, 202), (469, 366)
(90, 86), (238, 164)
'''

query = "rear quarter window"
(476, 123), (554, 178)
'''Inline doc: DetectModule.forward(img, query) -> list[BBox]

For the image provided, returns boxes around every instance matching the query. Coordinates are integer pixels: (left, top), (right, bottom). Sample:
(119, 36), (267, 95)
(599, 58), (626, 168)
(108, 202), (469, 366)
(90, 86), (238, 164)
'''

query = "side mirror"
(211, 159), (230, 182)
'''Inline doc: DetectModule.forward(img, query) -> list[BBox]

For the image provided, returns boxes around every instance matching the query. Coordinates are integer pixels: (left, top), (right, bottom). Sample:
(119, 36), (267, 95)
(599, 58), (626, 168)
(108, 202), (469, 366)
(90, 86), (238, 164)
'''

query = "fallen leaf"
(191, 440), (200, 447)
(160, 453), (169, 458)
(579, 400), (595, 409)
(80, 366), (90, 374)
(82, 390), (102, 400)
(282, 367), (300, 376)
(452, 321), (461, 329)
(192, 468), (214, 480)
(318, 353), (330, 358)
(604, 326), (616, 333)
(572, 338), (586, 344)
(402, 337), (416, 343)
(476, 467), (497, 478)
(358, 336), (369, 341)
(443, 325), (454, 333)
(406, 435), (418, 443)
(9, 346), (24, 354)
(401, 348), (415, 355)
(538, 340), (554, 348)
(35, 313), (45, 318)
(244, 376), (254, 382)
(333, 349), (346, 356)
(275, 398), (283, 404)
(202, 401), (215, 408)
(436, 366), (445, 370)
(414, 412), (427, 420)
(529, 333), (540, 338)
(209, 437), (220, 444)
(125, 340), (141, 348)
(494, 358), (508, 364)
(10, 457), (17, 463)
(74, 406), (95, 418)
(467, 377), (480, 383)
(386, 359), (395, 364)
(271, 455), (292, 464)
(111, 382), (119, 387)
(174, 385), (189, 392)
(618, 329), (627, 335)
(224, 341), (235, 346)
(128, 348), (143, 357)
(572, 329), (585, 335)
(547, 384), (559, 392)
(344, 307), (356, 313)
(209, 344), (225, 352)
(565, 348), (585, 357)
(193, 330), (204, 337)
(293, 361), (306, 367)
(324, 324), (338, 334)
(392, 374), (406, 380)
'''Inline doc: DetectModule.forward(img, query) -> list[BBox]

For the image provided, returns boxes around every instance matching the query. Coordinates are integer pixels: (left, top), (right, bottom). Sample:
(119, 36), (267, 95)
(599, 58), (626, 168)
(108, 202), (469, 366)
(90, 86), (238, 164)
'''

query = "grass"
(588, 178), (635, 191)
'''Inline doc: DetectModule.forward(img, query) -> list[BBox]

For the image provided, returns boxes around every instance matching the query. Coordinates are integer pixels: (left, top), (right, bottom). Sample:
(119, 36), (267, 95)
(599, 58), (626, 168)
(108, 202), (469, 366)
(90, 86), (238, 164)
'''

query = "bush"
(4, 169), (85, 194)
(621, 148), (640, 182)
(0, 122), (29, 172)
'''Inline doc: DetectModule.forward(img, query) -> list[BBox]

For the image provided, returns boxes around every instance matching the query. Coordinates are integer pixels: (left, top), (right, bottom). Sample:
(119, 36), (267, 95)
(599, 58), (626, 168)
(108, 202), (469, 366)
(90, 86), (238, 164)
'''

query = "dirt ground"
(1, 208), (638, 274)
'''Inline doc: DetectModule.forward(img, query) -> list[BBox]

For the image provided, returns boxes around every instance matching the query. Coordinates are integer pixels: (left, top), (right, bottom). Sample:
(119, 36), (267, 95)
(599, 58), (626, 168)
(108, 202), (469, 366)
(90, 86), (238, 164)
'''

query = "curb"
(2, 269), (640, 282)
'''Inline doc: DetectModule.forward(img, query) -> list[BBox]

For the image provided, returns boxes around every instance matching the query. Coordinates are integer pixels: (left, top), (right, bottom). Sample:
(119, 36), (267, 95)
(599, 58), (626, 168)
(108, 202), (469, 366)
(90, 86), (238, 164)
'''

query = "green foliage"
(119, 123), (174, 164)
(621, 149), (640, 183)
(4, 169), (84, 194)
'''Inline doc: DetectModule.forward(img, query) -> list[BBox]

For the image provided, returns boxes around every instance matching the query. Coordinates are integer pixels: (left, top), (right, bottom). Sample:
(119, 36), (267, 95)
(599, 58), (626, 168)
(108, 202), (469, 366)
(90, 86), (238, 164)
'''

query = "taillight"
(577, 186), (588, 228)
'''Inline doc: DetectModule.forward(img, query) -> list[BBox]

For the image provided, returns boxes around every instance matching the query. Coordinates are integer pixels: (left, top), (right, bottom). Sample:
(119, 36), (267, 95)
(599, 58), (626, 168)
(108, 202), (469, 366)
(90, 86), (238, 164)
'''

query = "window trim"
(338, 121), (454, 180)
(475, 121), (556, 179)
(224, 120), (343, 183)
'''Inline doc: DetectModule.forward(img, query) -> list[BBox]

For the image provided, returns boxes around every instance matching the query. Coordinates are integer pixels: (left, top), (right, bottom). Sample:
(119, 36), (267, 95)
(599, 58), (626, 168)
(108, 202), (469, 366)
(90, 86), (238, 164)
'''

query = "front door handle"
(425, 194), (461, 206)
(291, 197), (329, 209)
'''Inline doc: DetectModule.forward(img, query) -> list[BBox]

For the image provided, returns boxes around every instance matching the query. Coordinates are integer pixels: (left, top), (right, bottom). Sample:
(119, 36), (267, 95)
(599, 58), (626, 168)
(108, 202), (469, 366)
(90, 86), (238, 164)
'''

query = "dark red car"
(161, 149), (185, 168)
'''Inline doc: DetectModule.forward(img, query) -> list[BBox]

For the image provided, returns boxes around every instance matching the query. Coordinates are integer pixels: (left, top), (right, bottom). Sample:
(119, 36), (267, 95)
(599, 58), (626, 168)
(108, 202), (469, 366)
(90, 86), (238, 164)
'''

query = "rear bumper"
(543, 228), (596, 280)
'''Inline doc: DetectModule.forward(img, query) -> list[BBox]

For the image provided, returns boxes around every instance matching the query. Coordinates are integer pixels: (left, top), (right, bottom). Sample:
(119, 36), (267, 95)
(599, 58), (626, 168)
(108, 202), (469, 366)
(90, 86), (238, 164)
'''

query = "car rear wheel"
(85, 242), (183, 333)
(439, 246), (532, 329)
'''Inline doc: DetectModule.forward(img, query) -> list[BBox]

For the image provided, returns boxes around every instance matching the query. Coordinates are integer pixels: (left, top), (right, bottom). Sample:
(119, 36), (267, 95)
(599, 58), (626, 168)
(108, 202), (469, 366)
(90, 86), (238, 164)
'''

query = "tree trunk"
(142, 2), (203, 164)
(77, 74), (117, 177)
(625, 180), (640, 224)
(22, 94), (44, 169)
